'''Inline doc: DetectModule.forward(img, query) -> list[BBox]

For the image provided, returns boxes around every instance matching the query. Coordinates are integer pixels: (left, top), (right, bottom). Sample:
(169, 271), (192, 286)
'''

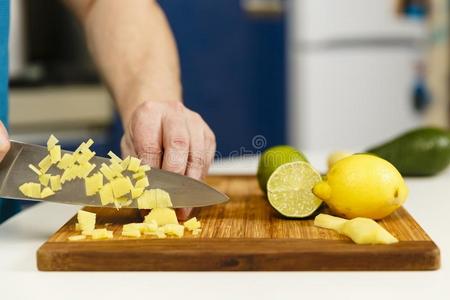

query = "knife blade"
(0, 141), (229, 208)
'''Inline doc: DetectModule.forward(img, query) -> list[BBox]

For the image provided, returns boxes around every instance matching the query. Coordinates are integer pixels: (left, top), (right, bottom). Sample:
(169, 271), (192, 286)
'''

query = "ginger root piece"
(314, 213), (398, 245)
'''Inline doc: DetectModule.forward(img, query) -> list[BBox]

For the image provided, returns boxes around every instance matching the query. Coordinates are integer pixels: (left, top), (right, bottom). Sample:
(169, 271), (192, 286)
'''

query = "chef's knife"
(0, 141), (229, 208)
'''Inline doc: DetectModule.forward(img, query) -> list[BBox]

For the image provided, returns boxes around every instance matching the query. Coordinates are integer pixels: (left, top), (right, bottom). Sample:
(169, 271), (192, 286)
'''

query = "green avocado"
(367, 127), (450, 176)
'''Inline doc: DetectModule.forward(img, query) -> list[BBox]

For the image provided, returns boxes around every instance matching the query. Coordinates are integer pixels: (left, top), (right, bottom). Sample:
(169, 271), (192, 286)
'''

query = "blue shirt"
(0, 0), (20, 223)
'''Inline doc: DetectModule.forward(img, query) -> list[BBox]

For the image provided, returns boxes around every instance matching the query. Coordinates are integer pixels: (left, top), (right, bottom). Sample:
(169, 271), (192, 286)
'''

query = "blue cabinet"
(159, 0), (286, 157)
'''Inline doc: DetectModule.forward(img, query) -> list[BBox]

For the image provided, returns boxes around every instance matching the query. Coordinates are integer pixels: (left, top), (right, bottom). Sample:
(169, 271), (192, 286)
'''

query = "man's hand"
(0, 122), (10, 162)
(121, 101), (216, 220)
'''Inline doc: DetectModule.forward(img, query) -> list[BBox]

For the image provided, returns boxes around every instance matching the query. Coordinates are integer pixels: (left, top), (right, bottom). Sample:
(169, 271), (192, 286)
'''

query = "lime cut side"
(267, 161), (323, 218)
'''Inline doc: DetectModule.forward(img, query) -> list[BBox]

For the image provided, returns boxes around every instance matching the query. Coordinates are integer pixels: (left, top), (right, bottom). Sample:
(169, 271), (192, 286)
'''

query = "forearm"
(65, 0), (182, 126)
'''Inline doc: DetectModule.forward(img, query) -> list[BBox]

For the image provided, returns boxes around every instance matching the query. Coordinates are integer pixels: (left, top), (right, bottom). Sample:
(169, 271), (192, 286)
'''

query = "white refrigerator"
(287, 0), (428, 151)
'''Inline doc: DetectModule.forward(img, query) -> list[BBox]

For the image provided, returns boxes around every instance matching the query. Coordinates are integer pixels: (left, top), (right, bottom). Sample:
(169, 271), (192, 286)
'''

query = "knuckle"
(188, 154), (205, 169)
(168, 136), (189, 150)
(139, 143), (162, 155)
(137, 143), (163, 166)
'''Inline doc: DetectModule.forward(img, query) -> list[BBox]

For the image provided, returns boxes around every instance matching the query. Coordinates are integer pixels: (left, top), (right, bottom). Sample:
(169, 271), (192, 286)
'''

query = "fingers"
(0, 121), (10, 162)
(130, 103), (163, 168)
(161, 103), (189, 174)
(185, 112), (206, 180)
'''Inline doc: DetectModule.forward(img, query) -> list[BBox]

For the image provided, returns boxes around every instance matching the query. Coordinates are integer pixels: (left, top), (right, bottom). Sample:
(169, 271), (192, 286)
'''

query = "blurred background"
(7, 0), (449, 158)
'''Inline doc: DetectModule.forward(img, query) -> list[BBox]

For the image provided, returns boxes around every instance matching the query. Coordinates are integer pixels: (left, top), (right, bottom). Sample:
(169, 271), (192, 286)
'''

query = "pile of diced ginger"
(18, 135), (202, 241)
(72, 209), (202, 241)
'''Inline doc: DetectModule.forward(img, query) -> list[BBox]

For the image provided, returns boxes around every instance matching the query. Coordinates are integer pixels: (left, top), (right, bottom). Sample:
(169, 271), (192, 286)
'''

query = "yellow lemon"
(313, 154), (408, 220)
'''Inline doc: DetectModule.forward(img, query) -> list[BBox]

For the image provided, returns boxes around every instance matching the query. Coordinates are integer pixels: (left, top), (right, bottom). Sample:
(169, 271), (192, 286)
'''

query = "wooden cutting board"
(37, 175), (440, 271)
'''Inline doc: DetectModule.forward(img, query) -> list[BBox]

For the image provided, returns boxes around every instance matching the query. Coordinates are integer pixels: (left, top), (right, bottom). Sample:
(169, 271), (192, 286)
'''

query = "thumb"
(0, 121), (10, 162)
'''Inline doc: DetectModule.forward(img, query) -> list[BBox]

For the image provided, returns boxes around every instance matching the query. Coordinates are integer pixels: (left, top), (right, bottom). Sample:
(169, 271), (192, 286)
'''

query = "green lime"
(267, 161), (322, 218)
(257, 145), (308, 193)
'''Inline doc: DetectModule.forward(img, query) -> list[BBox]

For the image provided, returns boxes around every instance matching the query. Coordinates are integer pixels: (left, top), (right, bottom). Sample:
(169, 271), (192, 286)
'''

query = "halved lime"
(257, 145), (308, 194)
(267, 161), (323, 218)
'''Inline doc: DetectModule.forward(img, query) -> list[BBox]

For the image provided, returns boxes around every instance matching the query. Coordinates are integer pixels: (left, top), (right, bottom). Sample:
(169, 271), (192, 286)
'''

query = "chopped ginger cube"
(75, 140), (93, 154)
(19, 182), (42, 198)
(99, 163), (115, 181)
(78, 162), (96, 179)
(28, 164), (42, 176)
(120, 156), (130, 170)
(38, 155), (52, 174)
(50, 145), (61, 163)
(68, 235), (86, 241)
(122, 222), (158, 234)
(41, 187), (55, 198)
(57, 153), (75, 170)
(91, 228), (113, 240)
(184, 217), (201, 231)
(85, 173), (103, 196)
(144, 208), (178, 226)
(77, 149), (95, 164)
(85, 139), (94, 148)
(132, 172), (146, 180)
(47, 134), (59, 150)
(99, 183), (114, 205)
(135, 176), (149, 189)
(39, 174), (51, 187)
(122, 228), (141, 238)
(111, 177), (131, 198)
(131, 187), (144, 199)
(192, 229), (202, 236)
(115, 197), (131, 207)
(60, 167), (72, 183)
(137, 189), (172, 209)
(77, 210), (96, 232)
(125, 176), (134, 190)
(19, 183), (30, 197)
(109, 163), (124, 178)
(127, 157), (141, 172)
(144, 220), (158, 233)
(162, 224), (185, 238)
(139, 165), (151, 172)
(152, 230), (167, 239)
(108, 151), (122, 164)
(123, 223), (146, 233)
(137, 190), (155, 209)
(29, 183), (42, 198)
(50, 175), (62, 191)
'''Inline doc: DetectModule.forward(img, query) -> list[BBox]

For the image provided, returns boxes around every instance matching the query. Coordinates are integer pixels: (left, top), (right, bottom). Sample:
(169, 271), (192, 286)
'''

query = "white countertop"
(1, 154), (449, 300)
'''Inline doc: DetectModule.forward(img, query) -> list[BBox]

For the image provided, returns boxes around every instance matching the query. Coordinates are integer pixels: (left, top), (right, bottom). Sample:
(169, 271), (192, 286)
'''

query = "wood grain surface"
(37, 175), (440, 271)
